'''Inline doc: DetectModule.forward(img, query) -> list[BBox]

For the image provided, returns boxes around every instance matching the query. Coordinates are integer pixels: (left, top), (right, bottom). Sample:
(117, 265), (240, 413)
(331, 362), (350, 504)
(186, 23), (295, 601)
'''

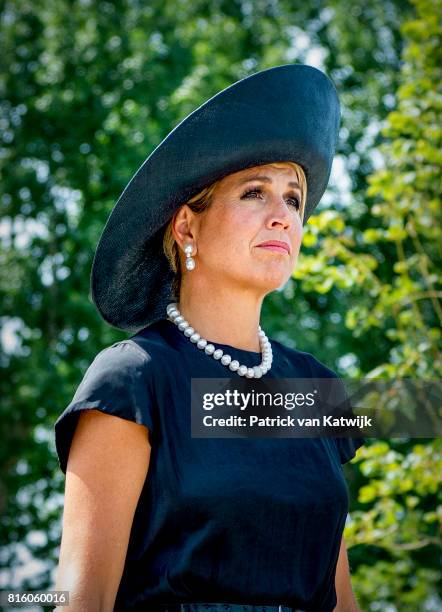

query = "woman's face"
(190, 162), (304, 295)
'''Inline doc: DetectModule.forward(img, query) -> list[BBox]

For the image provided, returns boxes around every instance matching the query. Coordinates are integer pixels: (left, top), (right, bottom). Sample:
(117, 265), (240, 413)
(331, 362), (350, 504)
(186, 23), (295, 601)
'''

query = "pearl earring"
(184, 243), (195, 271)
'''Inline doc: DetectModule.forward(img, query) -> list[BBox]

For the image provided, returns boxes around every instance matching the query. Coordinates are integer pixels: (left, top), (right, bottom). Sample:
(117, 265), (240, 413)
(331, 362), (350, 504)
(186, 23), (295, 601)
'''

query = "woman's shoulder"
(270, 337), (339, 378)
(54, 325), (171, 475)
(86, 320), (176, 377)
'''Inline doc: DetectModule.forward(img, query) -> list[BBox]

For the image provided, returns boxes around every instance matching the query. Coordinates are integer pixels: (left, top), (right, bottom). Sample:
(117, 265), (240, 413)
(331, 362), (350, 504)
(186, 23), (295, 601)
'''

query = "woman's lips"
(256, 241), (290, 254)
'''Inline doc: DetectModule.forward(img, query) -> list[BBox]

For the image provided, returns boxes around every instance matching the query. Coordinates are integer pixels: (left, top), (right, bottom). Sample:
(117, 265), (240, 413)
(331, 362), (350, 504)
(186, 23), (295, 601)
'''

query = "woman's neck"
(177, 279), (264, 352)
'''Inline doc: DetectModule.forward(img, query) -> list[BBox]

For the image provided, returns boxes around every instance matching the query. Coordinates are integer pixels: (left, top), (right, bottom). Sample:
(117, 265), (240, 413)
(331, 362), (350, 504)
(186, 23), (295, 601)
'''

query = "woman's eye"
(241, 188), (263, 199)
(240, 188), (300, 211)
(287, 196), (300, 209)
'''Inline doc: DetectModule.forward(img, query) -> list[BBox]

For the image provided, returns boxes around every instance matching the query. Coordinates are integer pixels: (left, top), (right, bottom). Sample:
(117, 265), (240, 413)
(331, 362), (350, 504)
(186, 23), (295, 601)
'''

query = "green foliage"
(292, 0), (441, 378)
(348, 441), (441, 547)
(350, 1), (442, 605)
(346, 440), (441, 609)
(292, 0), (442, 608)
(361, 0), (442, 378)
(288, 0), (441, 608)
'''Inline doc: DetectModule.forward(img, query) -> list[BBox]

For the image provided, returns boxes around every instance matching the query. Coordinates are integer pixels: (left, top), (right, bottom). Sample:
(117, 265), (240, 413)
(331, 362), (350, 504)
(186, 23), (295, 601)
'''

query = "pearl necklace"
(166, 303), (272, 378)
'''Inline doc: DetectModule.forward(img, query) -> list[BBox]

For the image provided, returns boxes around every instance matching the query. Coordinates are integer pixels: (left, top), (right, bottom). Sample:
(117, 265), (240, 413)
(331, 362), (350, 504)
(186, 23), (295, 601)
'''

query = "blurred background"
(0, 0), (441, 610)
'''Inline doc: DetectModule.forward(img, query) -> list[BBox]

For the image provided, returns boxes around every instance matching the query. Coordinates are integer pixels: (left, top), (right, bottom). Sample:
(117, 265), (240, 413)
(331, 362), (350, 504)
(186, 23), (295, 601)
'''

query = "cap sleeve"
(54, 340), (155, 474)
(335, 436), (366, 465)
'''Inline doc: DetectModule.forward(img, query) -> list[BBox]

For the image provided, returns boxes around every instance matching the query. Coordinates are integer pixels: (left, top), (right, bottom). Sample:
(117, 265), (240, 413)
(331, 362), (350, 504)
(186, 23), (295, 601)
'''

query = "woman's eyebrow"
(237, 174), (301, 189)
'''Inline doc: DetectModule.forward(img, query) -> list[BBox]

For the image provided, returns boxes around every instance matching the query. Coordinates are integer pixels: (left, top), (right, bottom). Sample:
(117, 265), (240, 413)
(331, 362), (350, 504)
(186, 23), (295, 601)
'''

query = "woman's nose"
(266, 195), (292, 229)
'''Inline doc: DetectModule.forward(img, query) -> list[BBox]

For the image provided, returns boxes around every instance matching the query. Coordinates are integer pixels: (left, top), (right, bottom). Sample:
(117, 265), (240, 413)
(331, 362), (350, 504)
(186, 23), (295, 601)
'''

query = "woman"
(54, 64), (365, 611)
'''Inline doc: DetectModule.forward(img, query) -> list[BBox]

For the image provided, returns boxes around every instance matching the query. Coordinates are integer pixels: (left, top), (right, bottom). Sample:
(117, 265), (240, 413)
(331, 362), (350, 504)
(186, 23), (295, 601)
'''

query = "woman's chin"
(260, 263), (292, 284)
(250, 271), (291, 293)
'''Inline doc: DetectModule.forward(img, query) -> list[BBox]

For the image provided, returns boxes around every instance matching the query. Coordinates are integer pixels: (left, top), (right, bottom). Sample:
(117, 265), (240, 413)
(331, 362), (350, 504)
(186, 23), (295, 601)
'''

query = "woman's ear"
(172, 205), (198, 255)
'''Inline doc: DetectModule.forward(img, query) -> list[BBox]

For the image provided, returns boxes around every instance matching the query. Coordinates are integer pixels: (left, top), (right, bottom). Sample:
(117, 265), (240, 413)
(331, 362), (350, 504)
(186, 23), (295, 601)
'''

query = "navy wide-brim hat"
(90, 63), (341, 333)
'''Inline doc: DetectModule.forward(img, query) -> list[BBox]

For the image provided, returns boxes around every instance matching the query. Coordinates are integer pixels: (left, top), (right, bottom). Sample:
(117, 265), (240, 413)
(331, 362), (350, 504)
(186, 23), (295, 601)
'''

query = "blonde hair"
(163, 161), (307, 299)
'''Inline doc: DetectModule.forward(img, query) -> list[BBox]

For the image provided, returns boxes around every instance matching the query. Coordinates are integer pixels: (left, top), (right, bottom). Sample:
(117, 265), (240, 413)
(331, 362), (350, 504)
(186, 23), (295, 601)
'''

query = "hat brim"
(91, 63), (341, 332)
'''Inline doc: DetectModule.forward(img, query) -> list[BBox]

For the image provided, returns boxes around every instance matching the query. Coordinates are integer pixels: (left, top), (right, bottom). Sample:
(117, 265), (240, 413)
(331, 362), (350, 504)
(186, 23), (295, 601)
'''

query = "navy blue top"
(54, 318), (365, 611)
